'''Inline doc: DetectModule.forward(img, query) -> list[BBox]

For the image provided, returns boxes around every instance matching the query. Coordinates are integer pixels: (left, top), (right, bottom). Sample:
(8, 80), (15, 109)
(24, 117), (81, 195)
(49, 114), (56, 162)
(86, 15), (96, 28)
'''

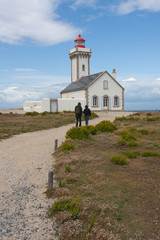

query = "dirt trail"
(0, 111), (133, 240)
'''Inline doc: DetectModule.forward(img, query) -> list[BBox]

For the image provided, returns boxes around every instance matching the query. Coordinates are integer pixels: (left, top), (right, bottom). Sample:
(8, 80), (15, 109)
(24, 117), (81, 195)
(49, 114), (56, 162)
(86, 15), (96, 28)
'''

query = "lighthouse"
(69, 34), (92, 83)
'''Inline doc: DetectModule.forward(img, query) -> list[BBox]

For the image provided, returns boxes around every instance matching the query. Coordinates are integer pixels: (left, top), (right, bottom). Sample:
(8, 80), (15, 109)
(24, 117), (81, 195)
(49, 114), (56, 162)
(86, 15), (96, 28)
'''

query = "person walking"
(75, 102), (82, 127)
(83, 105), (91, 126)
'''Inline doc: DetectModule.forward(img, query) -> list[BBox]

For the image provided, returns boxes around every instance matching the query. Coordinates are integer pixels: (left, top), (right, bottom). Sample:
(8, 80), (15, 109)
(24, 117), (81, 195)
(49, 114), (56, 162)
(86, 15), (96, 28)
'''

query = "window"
(103, 80), (108, 89)
(93, 96), (98, 106)
(82, 64), (85, 71)
(114, 96), (119, 106)
(103, 96), (108, 107)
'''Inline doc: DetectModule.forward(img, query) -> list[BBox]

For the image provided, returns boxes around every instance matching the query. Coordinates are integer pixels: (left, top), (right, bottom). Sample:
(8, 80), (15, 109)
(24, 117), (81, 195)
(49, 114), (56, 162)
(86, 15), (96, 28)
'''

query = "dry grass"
(51, 111), (160, 240)
(0, 112), (76, 140)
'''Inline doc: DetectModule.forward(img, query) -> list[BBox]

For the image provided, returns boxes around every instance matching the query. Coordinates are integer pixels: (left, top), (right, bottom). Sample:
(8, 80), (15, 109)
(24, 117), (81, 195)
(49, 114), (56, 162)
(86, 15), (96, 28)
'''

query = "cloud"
(156, 78), (160, 81)
(122, 77), (136, 82)
(115, 0), (160, 15)
(0, 0), (79, 45)
(15, 68), (37, 72)
(71, 0), (98, 9)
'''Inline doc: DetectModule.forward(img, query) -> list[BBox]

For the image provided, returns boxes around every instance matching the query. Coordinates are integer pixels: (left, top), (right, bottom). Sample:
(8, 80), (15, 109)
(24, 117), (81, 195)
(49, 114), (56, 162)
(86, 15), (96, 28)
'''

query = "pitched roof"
(60, 71), (104, 94)
(60, 70), (124, 94)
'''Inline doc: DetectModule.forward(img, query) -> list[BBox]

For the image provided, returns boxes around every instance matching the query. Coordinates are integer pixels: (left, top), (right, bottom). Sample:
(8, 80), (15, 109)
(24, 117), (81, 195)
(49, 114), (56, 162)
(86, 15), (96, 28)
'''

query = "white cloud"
(156, 78), (160, 81)
(122, 77), (136, 82)
(115, 0), (160, 15)
(71, 0), (98, 9)
(0, 0), (79, 45)
(15, 68), (37, 72)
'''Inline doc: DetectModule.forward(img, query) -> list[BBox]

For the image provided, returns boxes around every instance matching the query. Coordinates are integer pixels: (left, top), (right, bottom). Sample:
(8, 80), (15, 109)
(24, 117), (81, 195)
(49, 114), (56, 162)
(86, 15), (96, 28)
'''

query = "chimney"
(112, 69), (116, 79)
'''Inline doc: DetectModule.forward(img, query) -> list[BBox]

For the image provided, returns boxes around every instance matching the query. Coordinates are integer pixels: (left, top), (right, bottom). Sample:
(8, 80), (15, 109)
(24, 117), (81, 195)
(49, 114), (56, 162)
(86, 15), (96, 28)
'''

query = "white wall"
(88, 72), (123, 111)
(41, 98), (50, 112)
(58, 98), (86, 112)
(61, 90), (86, 99)
(23, 101), (42, 112)
(71, 56), (77, 83)
(78, 54), (89, 79)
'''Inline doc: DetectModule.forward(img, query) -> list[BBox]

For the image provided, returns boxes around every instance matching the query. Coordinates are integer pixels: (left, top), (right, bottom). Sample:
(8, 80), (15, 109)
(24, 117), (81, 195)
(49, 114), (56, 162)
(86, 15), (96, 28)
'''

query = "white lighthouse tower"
(69, 34), (92, 83)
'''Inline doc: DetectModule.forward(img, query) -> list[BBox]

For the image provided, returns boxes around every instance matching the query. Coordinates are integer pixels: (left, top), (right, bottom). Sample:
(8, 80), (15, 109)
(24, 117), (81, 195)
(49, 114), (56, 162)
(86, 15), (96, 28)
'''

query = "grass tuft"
(110, 155), (127, 165)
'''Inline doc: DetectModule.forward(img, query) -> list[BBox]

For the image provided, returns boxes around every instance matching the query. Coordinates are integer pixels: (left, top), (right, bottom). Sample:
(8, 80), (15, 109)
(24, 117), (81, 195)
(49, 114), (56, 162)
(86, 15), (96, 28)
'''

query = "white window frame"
(92, 95), (98, 107)
(103, 80), (108, 89)
(114, 96), (119, 107)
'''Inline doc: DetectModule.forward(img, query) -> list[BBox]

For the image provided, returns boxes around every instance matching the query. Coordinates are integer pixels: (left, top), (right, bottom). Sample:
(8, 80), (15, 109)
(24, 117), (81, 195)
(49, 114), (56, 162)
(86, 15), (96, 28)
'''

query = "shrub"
(128, 141), (138, 147)
(59, 179), (65, 188)
(118, 139), (127, 145)
(141, 151), (159, 157)
(122, 151), (140, 158)
(49, 197), (81, 219)
(88, 215), (96, 232)
(114, 116), (127, 121)
(25, 111), (39, 116)
(147, 117), (160, 121)
(139, 129), (149, 135)
(127, 117), (140, 121)
(59, 141), (75, 152)
(90, 112), (98, 119)
(118, 131), (137, 141)
(110, 155), (127, 165)
(65, 164), (71, 173)
(146, 112), (152, 116)
(41, 111), (48, 115)
(0, 112), (2, 115)
(133, 112), (140, 116)
(66, 126), (92, 140)
(95, 121), (116, 133)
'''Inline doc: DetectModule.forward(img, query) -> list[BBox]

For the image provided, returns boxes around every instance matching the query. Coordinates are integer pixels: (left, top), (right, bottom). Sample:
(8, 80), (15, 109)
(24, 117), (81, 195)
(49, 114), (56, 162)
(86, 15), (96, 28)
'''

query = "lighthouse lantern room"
(69, 34), (92, 83)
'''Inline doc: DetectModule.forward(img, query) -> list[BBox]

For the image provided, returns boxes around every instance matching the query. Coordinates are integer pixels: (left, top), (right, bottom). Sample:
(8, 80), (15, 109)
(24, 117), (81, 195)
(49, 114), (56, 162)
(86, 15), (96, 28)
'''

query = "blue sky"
(0, 0), (160, 111)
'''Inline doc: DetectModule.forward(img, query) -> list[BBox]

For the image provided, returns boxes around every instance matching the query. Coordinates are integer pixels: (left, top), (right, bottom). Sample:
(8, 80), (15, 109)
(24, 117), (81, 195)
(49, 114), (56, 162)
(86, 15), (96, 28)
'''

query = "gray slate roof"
(60, 71), (104, 93)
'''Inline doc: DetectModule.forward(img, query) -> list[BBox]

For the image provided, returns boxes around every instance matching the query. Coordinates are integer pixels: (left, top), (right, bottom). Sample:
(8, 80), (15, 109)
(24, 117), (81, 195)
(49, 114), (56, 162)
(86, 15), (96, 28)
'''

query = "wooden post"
(48, 170), (53, 190)
(54, 139), (58, 152)
(21, 124), (24, 133)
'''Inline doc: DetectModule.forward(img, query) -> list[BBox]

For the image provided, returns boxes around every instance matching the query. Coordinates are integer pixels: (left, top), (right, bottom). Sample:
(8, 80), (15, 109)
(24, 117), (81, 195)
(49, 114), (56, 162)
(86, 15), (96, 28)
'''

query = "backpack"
(75, 106), (81, 115)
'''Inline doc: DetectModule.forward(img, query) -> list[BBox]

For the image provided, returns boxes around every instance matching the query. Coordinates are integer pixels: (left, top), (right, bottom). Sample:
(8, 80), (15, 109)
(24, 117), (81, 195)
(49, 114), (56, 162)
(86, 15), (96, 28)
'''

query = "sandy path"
(0, 111), (133, 240)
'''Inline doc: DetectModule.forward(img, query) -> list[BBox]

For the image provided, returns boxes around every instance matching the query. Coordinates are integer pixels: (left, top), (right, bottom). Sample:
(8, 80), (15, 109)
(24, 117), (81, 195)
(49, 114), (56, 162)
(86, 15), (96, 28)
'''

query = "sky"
(0, 0), (160, 111)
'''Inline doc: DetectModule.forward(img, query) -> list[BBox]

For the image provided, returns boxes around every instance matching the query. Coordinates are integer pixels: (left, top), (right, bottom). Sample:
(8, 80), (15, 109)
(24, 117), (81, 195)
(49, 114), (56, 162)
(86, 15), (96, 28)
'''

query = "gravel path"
(0, 111), (133, 240)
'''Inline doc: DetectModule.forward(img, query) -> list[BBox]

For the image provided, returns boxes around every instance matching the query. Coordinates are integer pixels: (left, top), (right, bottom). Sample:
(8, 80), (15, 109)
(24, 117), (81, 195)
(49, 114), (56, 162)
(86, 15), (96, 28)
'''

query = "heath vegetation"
(0, 111), (98, 140)
(50, 111), (160, 240)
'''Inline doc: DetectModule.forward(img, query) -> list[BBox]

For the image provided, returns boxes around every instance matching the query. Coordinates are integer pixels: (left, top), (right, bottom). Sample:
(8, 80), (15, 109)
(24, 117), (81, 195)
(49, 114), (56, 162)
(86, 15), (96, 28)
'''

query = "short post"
(21, 124), (24, 133)
(54, 139), (58, 152)
(48, 170), (53, 190)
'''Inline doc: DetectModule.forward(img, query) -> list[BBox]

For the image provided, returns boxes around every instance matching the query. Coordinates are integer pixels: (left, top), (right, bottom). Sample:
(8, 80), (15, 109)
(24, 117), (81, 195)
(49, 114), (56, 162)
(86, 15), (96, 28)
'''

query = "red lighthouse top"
(74, 34), (85, 48)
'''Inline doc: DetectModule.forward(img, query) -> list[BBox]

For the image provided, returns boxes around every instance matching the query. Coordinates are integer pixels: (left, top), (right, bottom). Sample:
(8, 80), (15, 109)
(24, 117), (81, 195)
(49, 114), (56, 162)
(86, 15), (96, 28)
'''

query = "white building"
(23, 35), (124, 112)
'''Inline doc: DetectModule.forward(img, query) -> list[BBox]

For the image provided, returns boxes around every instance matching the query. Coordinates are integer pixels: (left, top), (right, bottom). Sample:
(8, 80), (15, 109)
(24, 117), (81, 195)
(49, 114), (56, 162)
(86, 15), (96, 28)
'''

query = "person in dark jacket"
(75, 102), (82, 127)
(83, 105), (91, 126)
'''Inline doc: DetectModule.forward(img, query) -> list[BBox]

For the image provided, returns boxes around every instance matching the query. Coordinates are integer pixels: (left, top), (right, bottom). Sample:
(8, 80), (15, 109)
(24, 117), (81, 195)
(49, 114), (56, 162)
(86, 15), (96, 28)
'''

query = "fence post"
(21, 124), (24, 133)
(48, 170), (53, 190)
(54, 139), (58, 152)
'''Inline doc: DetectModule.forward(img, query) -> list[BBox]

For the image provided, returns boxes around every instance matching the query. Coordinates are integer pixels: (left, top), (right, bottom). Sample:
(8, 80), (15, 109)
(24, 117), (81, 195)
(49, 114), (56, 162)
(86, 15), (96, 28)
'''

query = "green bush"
(41, 111), (48, 115)
(65, 164), (71, 173)
(147, 117), (160, 121)
(59, 141), (75, 152)
(49, 197), (81, 218)
(59, 179), (65, 188)
(118, 131), (137, 141)
(95, 121), (116, 133)
(110, 155), (127, 165)
(66, 126), (92, 140)
(122, 151), (140, 158)
(128, 141), (138, 147)
(141, 151), (159, 157)
(139, 129), (149, 135)
(114, 116), (127, 121)
(0, 112), (2, 115)
(133, 112), (140, 116)
(146, 112), (152, 116)
(90, 112), (98, 119)
(118, 139), (127, 145)
(25, 111), (39, 116)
